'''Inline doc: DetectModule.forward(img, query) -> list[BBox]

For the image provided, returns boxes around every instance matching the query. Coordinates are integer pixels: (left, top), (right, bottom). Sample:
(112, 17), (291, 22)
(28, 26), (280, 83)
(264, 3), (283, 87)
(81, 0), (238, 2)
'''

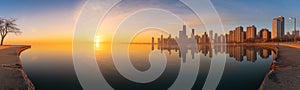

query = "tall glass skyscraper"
(272, 16), (285, 39)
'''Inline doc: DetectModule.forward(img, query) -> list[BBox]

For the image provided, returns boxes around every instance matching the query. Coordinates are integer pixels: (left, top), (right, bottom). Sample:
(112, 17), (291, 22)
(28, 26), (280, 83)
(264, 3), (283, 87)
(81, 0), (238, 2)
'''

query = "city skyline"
(154, 15), (300, 44)
(131, 15), (300, 43)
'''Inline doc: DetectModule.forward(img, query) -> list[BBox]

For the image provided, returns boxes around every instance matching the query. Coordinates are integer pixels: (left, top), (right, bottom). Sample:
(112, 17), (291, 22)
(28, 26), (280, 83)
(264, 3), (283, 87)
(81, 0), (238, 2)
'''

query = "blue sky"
(0, 0), (299, 43)
(0, 0), (85, 44)
(98, 0), (300, 43)
(212, 0), (300, 32)
(0, 0), (83, 17)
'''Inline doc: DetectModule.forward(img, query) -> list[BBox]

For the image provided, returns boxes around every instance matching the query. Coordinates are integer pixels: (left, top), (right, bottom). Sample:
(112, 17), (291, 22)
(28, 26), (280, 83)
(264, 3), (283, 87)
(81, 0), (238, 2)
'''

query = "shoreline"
(260, 44), (300, 90)
(0, 45), (35, 90)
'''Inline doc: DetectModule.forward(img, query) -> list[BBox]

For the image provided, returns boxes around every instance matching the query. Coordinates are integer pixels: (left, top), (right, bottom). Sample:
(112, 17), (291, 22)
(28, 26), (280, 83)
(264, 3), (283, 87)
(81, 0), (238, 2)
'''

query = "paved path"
(263, 45), (300, 90)
(0, 45), (34, 90)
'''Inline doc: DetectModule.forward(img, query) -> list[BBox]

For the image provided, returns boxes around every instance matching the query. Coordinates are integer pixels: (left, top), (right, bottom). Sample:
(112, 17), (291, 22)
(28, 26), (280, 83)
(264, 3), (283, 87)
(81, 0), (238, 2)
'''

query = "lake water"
(20, 44), (273, 90)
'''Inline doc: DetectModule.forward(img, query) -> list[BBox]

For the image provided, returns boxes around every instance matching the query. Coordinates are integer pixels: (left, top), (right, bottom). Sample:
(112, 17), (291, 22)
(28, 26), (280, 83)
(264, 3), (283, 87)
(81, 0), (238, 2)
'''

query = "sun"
(95, 36), (102, 50)
(95, 36), (101, 43)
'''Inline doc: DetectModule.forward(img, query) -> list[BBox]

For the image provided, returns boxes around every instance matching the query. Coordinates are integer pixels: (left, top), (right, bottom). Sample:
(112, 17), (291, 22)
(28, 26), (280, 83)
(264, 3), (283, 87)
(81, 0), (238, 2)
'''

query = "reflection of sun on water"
(95, 36), (101, 50)
(95, 36), (101, 43)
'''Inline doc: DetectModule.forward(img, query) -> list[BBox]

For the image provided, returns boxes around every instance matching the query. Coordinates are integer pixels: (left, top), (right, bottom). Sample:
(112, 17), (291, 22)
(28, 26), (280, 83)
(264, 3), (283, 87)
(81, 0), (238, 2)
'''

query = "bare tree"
(0, 18), (21, 45)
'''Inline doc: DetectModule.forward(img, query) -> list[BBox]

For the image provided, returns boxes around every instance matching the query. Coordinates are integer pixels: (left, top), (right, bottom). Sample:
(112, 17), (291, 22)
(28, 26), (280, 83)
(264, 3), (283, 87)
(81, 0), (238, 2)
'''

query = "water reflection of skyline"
(94, 44), (273, 90)
(154, 44), (272, 63)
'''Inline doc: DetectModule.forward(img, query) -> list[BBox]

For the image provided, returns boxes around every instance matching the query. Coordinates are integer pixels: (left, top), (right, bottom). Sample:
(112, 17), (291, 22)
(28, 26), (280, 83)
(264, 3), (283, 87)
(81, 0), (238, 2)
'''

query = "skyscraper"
(214, 33), (218, 43)
(209, 30), (213, 42)
(246, 25), (257, 40)
(202, 32), (209, 44)
(278, 16), (285, 36)
(220, 34), (225, 43)
(292, 30), (300, 38)
(261, 28), (271, 40)
(192, 29), (195, 36)
(272, 16), (285, 39)
(195, 35), (201, 44)
(160, 35), (163, 44)
(235, 26), (244, 43)
(229, 31), (234, 43)
(225, 34), (229, 43)
(242, 31), (246, 42)
(179, 25), (187, 40)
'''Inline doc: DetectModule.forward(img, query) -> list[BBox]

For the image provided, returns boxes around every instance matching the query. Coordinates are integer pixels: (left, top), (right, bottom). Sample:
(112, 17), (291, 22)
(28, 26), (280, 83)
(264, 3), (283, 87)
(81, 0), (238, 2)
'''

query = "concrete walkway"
(0, 45), (34, 90)
(263, 45), (300, 90)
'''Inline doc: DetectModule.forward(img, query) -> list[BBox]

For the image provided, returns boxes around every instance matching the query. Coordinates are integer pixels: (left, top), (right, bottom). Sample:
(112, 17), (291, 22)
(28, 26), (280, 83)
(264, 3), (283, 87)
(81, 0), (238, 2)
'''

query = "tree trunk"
(0, 37), (4, 46)
(1, 28), (8, 46)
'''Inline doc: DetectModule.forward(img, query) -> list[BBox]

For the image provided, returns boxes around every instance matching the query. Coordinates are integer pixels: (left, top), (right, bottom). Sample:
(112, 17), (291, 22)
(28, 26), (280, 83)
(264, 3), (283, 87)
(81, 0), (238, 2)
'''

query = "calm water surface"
(20, 44), (273, 90)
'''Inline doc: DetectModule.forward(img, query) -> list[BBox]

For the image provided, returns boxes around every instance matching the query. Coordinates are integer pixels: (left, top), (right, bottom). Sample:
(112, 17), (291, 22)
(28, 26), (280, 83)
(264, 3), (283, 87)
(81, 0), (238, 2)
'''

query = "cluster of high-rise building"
(271, 16), (300, 40)
(225, 25), (271, 43)
(156, 24), (271, 45)
(217, 16), (299, 43)
(157, 25), (211, 45)
(154, 16), (299, 45)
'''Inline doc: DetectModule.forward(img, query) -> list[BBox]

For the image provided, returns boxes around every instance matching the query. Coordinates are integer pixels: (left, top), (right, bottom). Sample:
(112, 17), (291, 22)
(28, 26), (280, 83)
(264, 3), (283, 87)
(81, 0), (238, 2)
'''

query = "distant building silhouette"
(209, 30), (213, 42)
(195, 35), (201, 44)
(202, 32), (209, 44)
(214, 33), (218, 43)
(179, 25), (187, 40)
(157, 25), (202, 46)
(219, 34), (225, 43)
(152, 37), (154, 50)
(292, 30), (300, 38)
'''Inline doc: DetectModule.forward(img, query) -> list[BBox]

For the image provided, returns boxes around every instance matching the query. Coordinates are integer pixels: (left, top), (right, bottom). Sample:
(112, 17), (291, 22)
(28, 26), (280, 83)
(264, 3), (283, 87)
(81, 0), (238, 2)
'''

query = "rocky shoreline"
(0, 45), (35, 90)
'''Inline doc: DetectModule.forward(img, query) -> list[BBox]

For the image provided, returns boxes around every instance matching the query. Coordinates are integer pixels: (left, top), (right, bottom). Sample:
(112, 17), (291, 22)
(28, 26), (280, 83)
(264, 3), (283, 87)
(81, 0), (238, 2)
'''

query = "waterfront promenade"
(0, 45), (34, 90)
(262, 43), (300, 90)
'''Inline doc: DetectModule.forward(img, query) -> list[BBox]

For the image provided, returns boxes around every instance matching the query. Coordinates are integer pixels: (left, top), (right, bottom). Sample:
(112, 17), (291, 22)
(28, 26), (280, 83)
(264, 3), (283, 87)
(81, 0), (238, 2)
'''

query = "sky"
(212, 0), (300, 32)
(0, 0), (299, 44)
(0, 0), (85, 44)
